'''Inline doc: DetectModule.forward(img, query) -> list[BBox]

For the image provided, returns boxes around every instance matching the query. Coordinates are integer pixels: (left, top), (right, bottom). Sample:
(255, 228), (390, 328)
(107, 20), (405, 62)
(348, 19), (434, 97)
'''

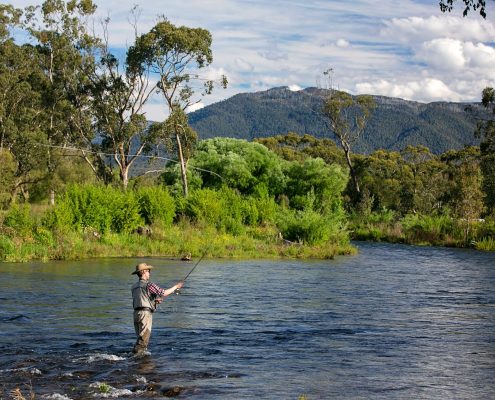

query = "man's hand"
(176, 281), (184, 289)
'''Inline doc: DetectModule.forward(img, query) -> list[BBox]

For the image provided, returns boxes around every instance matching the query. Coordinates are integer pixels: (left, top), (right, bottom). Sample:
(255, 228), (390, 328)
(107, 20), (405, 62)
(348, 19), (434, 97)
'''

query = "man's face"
(142, 269), (150, 279)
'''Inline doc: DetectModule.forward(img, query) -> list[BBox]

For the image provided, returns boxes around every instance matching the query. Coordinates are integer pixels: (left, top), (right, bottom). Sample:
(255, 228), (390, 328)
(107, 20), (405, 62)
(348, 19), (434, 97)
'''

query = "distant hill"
(189, 87), (484, 154)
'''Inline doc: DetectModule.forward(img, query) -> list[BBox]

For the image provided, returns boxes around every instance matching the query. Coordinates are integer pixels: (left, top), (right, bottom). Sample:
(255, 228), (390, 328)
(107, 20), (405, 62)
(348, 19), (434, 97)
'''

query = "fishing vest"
(132, 280), (156, 312)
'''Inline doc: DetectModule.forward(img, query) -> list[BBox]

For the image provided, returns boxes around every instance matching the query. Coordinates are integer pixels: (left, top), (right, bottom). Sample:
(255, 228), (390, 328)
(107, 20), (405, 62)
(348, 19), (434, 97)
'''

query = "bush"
(3, 204), (33, 237)
(46, 184), (145, 234)
(185, 187), (270, 235)
(276, 208), (347, 246)
(401, 213), (458, 243)
(0, 235), (14, 260)
(137, 187), (176, 226)
(112, 191), (143, 233)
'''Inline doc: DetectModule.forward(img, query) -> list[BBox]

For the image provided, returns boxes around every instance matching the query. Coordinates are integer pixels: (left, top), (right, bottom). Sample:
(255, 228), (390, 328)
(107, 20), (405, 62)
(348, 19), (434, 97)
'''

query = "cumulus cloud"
(417, 38), (466, 71)
(382, 15), (495, 44)
(186, 102), (205, 113)
(355, 78), (462, 102)
(289, 84), (302, 91)
(335, 39), (350, 48)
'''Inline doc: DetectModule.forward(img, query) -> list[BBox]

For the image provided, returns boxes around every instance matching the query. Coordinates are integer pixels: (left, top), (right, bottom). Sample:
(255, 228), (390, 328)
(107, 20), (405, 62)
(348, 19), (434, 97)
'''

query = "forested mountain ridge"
(188, 87), (484, 154)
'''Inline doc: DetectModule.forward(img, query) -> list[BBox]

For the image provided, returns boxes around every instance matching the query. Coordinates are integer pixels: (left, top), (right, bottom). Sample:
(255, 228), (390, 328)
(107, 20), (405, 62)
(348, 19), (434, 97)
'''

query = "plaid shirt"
(146, 281), (166, 297)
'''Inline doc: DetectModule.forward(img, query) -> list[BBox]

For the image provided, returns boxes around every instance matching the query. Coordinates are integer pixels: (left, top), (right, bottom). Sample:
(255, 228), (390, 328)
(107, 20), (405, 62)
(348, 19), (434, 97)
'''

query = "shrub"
(401, 213), (458, 243)
(276, 208), (347, 246)
(0, 235), (14, 260)
(3, 204), (33, 237)
(112, 191), (144, 233)
(137, 187), (176, 225)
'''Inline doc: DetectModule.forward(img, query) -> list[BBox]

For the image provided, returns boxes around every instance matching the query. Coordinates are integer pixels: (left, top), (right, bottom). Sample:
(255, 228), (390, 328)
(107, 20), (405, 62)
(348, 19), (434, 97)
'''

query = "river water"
(0, 242), (494, 399)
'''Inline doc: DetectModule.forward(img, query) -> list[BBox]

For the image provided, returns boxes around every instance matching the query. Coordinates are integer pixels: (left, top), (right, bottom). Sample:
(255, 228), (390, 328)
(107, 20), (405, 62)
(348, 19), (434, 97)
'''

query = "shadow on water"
(0, 242), (495, 399)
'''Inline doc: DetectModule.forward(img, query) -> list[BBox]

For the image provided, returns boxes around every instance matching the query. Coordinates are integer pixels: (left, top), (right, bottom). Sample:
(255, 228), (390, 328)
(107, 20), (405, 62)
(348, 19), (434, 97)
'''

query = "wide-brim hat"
(132, 262), (154, 275)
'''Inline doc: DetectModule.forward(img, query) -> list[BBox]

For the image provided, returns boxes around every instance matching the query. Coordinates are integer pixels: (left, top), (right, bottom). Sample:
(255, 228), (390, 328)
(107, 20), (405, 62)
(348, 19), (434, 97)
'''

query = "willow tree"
(127, 19), (227, 196)
(322, 90), (375, 200)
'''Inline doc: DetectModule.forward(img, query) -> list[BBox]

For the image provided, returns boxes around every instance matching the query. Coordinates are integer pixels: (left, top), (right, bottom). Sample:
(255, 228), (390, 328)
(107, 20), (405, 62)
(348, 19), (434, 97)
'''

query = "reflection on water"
(0, 243), (494, 399)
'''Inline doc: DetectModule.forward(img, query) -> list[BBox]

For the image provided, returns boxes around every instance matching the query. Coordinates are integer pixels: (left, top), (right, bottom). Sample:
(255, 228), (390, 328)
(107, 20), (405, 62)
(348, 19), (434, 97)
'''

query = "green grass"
(0, 222), (356, 262)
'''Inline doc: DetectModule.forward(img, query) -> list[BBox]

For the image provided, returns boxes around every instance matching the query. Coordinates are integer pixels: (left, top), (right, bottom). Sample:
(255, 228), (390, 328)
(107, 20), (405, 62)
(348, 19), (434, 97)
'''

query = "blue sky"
(12, 0), (495, 121)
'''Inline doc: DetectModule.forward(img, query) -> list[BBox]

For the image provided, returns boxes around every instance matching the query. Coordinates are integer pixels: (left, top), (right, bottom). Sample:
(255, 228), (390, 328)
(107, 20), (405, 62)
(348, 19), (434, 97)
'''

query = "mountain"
(188, 87), (484, 154)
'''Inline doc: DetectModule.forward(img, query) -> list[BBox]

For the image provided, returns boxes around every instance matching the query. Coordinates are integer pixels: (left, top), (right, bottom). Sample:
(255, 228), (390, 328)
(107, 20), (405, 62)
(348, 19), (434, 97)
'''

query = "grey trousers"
(133, 309), (153, 353)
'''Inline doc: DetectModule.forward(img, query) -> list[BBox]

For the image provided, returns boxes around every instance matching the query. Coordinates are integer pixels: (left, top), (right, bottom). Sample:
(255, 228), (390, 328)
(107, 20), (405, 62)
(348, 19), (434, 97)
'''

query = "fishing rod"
(175, 252), (207, 294)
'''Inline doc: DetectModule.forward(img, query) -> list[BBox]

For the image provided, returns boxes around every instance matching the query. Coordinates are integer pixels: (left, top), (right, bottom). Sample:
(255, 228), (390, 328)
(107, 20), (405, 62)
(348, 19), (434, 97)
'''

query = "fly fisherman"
(131, 263), (183, 355)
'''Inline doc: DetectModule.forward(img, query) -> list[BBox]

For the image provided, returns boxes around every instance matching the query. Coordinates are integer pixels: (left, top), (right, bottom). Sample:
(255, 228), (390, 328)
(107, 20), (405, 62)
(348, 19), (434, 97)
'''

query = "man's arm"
(147, 281), (184, 298)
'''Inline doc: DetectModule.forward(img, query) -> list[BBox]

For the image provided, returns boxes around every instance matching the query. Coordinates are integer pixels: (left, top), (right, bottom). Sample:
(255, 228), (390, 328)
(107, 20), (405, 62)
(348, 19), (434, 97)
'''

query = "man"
(131, 262), (183, 354)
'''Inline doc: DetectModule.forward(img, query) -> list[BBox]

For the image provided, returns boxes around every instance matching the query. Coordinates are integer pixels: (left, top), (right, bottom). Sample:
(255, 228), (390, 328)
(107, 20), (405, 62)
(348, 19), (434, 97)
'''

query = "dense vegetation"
(1, 1), (494, 262)
(188, 87), (486, 154)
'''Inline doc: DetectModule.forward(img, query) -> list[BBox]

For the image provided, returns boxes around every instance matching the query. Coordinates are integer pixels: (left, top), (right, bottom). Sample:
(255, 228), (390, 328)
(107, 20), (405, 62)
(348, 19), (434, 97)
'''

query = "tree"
(178, 137), (287, 196)
(150, 106), (198, 194)
(85, 14), (160, 189)
(439, 0), (489, 18)
(0, 6), (49, 204)
(322, 90), (375, 200)
(475, 87), (495, 215)
(127, 19), (227, 196)
(22, 0), (99, 201)
(400, 146), (448, 214)
(442, 147), (485, 241)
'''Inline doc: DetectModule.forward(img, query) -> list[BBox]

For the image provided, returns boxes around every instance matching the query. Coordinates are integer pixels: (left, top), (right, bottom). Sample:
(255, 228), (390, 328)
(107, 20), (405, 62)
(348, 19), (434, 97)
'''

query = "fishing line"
(175, 251), (207, 295)
(33, 142), (225, 180)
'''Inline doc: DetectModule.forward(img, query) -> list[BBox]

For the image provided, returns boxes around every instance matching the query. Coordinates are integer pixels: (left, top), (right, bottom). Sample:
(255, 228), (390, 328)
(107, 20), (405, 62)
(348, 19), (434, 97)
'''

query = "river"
(0, 242), (494, 399)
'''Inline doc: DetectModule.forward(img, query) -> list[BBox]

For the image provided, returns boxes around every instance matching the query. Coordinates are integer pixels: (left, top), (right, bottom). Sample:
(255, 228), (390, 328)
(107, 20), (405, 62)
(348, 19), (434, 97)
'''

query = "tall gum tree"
(322, 90), (375, 201)
(85, 13), (160, 189)
(127, 19), (227, 197)
(22, 0), (99, 202)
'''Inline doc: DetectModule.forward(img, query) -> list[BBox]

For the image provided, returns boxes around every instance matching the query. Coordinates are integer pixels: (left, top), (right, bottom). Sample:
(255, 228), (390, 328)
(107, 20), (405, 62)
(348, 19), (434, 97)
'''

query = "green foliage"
(0, 235), (14, 260)
(285, 157), (348, 212)
(137, 186), (176, 226)
(111, 192), (143, 234)
(401, 213), (459, 244)
(0, 149), (16, 208)
(3, 204), (33, 237)
(276, 207), (347, 246)
(190, 138), (287, 196)
(185, 187), (245, 235)
(45, 184), (144, 234)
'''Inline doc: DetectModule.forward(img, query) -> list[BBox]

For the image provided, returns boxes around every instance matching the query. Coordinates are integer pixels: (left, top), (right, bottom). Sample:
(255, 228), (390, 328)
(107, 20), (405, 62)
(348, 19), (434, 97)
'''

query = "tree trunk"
(176, 131), (188, 197)
(342, 141), (360, 196)
(50, 189), (55, 205)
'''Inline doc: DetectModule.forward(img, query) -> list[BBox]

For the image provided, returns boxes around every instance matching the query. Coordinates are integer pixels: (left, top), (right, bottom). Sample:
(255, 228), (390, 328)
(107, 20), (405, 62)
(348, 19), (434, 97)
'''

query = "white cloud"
(289, 84), (302, 91)
(10, 0), (495, 105)
(418, 38), (466, 71)
(335, 39), (350, 48)
(355, 78), (462, 102)
(142, 103), (168, 122)
(382, 15), (495, 44)
(186, 102), (205, 113)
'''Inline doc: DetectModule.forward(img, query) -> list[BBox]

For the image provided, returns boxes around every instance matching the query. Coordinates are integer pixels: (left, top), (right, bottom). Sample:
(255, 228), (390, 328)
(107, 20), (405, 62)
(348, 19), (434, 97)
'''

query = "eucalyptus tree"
(127, 19), (227, 196)
(439, 0), (488, 18)
(22, 0), (99, 201)
(321, 90), (375, 200)
(442, 146), (485, 240)
(475, 87), (495, 215)
(85, 14), (161, 189)
(0, 4), (49, 204)
(400, 146), (448, 215)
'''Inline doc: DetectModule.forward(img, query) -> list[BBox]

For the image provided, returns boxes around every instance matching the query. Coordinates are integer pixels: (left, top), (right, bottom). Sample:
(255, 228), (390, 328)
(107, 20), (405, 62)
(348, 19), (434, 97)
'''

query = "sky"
(11, 0), (495, 121)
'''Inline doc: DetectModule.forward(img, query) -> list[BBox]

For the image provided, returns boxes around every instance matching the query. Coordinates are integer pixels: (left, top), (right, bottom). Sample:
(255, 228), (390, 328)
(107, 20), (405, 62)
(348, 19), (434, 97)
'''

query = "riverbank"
(0, 222), (356, 262)
(349, 212), (495, 251)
